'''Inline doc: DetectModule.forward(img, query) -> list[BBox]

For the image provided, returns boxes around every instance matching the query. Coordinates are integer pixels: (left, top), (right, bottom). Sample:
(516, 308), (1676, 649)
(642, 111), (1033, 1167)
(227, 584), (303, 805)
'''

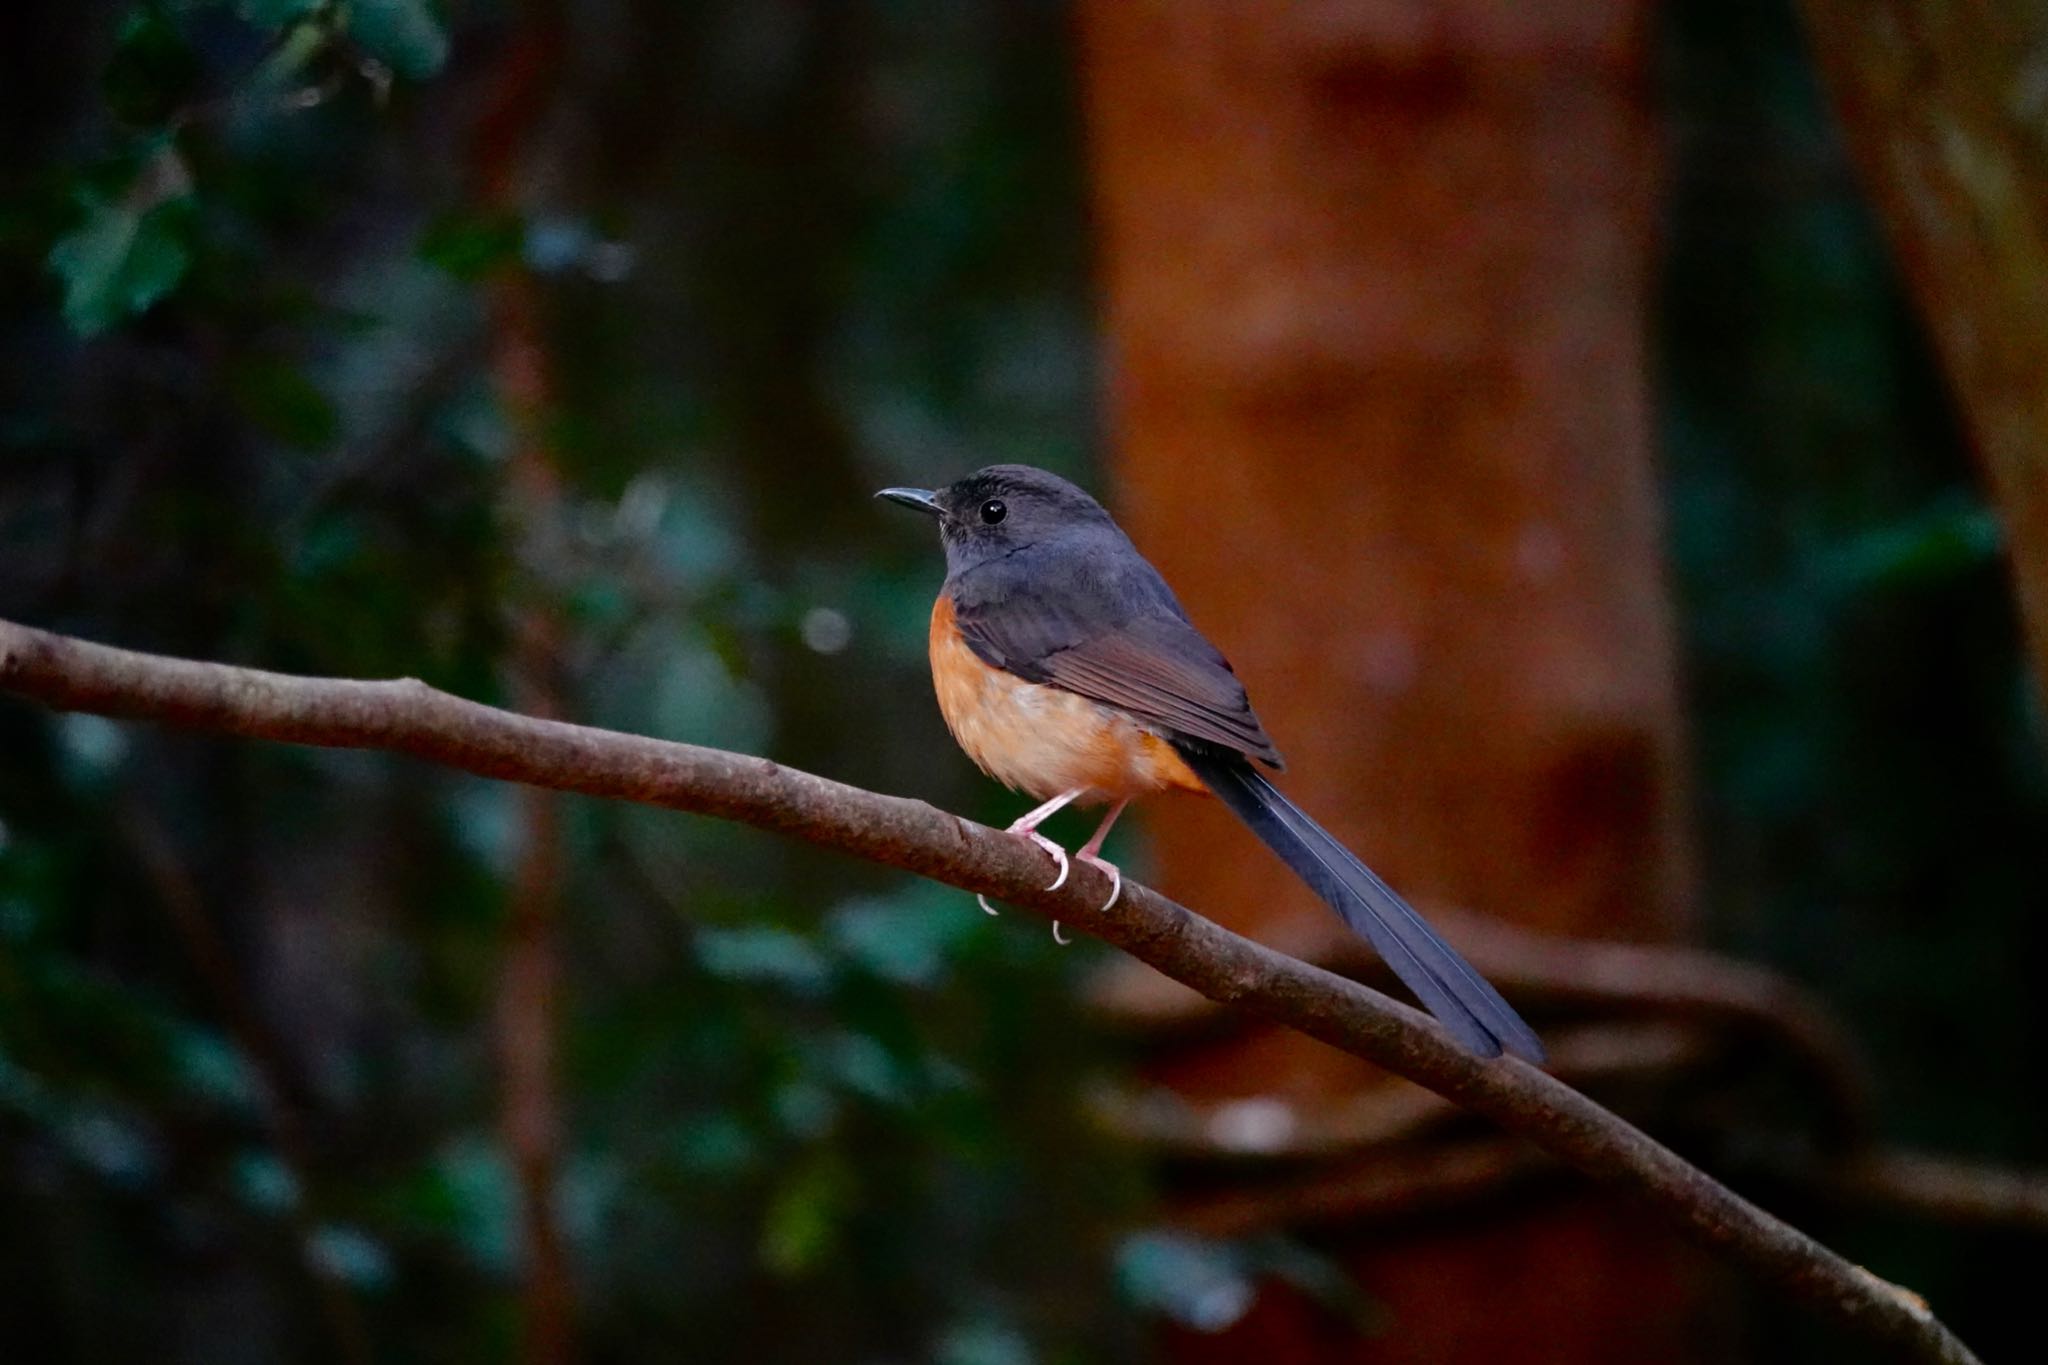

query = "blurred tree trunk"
(1079, 2), (1722, 1360)
(1798, 0), (2048, 713)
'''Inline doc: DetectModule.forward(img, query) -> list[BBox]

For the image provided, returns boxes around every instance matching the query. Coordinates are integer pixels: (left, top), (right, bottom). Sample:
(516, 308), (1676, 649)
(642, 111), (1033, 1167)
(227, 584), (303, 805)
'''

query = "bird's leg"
(1075, 799), (1128, 911)
(1006, 788), (1081, 888)
(977, 788), (1084, 916)
(1046, 800), (1131, 942)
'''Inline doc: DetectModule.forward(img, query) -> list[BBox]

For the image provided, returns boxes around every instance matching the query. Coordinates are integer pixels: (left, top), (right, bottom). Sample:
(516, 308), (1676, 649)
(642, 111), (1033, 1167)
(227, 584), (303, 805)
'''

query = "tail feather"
(1177, 744), (1545, 1064)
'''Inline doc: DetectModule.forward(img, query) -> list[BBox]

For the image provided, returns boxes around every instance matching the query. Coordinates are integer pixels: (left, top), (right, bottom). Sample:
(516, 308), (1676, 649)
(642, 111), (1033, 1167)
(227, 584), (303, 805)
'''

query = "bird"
(878, 464), (1544, 1063)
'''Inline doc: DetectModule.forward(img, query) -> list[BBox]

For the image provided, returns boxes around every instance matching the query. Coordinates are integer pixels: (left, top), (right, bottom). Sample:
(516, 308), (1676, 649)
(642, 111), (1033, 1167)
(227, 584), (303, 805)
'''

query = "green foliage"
(3, 4), (1129, 1360)
(346, 0), (449, 81)
(419, 208), (527, 281)
(242, 0), (325, 27)
(1114, 1230), (1380, 1337)
(228, 355), (340, 448)
(757, 1148), (851, 1274)
(38, 0), (459, 339)
(105, 6), (205, 125)
(48, 173), (193, 334)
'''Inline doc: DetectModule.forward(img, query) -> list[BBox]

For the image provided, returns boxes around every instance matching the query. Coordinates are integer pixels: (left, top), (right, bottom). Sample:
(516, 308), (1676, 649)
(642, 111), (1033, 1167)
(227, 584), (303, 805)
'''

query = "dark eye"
(979, 498), (1007, 525)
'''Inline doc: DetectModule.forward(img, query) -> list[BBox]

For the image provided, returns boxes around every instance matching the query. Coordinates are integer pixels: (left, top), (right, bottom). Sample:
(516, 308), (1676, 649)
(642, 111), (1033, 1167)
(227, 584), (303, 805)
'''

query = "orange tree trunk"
(1078, 2), (1717, 1359)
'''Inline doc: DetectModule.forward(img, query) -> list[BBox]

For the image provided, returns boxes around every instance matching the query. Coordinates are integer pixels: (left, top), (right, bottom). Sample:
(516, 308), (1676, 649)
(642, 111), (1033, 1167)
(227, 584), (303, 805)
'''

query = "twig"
(0, 618), (1984, 1365)
(1827, 1151), (2048, 1234)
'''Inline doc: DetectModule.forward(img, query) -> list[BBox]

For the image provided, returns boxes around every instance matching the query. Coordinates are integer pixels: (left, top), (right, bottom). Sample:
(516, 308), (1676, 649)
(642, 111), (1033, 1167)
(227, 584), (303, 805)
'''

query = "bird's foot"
(1046, 856), (1120, 945)
(976, 826), (1073, 916)
(1017, 828), (1071, 891)
(1078, 853), (1121, 911)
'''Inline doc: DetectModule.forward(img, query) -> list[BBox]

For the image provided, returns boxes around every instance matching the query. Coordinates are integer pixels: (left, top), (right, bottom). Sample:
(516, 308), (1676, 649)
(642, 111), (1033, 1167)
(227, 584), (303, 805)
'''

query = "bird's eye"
(979, 498), (1007, 525)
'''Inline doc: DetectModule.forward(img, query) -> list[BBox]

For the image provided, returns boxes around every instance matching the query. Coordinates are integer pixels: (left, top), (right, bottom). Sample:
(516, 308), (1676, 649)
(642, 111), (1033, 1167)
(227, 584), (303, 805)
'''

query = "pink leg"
(1008, 788), (1083, 836)
(1076, 799), (1128, 911)
(978, 788), (1085, 916)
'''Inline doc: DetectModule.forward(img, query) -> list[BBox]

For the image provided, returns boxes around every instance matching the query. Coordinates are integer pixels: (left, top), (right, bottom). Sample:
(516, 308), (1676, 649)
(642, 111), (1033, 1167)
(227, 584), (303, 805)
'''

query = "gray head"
(877, 464), (1120, 577)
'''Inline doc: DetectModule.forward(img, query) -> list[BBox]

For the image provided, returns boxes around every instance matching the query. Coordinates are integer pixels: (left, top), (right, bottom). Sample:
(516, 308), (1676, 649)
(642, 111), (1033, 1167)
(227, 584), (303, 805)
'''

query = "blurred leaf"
(106, 7), (202, 126)
(347, 0), (450, 81)
(821, 1031), (910, 1106)
(0, 896), (37, 945)
(61, 1109), (162, 1188)
(306, 1224), (393, 1289)
(696, 926), (832, 995)
(671, 1113), (757, 1175)
(1822, 494), (2003, 593)
(1238, 1235), (1385, 1335)
(172, 1029), (260, 1109)
(826, 891), (970, 988)
(446, 778), (517, 878)
(416, 1138), (518, 1272)
(935, 1320), (1035, 1365)
(419, 208), (525, 282)
(229, 356), (340, 450)
(242, 0), (326, 28)
(54, 714), (129, 788)
(48, 194), (192, 336)
(770, 1079), (838, 1139)
(759, 1152), (849, 1276)
(1113, 1230), (1256, 1333)
(234, 1150), (302, 1213)
(249, 14), (338, 95)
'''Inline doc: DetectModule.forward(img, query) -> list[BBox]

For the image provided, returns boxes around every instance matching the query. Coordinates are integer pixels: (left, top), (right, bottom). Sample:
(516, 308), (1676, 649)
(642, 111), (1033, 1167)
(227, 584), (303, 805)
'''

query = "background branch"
(0, 618), (1981, 1365)
(476, 2), (575, 1355)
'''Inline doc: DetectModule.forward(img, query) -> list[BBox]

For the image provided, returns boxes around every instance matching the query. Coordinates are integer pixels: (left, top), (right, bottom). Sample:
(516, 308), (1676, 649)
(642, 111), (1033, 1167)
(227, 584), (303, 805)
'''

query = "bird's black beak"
(876, 486), (942, 518)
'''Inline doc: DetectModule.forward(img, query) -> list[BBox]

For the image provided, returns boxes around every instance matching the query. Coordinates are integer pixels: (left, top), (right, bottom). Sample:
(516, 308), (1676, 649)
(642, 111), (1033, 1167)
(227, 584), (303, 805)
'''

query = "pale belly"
(930, 597), (1203, 802)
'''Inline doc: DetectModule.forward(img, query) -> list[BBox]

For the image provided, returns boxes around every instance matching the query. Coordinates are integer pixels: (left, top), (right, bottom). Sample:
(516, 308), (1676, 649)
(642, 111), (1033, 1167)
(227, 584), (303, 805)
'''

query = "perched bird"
(879, 464), (1543, 1063)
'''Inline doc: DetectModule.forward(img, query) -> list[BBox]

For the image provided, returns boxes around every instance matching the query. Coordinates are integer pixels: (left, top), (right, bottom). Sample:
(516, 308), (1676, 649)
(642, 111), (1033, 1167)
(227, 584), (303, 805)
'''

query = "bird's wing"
(948, 552), (1284, 769)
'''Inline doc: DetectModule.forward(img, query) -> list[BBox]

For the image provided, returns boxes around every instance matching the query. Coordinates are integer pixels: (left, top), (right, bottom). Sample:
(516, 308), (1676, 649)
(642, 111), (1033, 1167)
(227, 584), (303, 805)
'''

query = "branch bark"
(0, 618), (1982, 1365)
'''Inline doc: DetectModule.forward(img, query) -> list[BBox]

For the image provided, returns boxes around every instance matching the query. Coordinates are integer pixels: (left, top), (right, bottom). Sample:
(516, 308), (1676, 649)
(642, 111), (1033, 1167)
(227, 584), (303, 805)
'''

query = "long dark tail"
(1176, 744), (1545, 1063)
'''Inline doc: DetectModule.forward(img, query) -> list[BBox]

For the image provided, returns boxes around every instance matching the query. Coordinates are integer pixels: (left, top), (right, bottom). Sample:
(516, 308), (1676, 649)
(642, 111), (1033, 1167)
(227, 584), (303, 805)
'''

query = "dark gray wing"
(947, 536), (1284, 768)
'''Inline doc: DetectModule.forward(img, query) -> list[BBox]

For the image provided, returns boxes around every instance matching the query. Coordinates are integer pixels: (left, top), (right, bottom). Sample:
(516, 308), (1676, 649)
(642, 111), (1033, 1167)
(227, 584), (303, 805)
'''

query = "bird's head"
(877, 464), (1118, 576)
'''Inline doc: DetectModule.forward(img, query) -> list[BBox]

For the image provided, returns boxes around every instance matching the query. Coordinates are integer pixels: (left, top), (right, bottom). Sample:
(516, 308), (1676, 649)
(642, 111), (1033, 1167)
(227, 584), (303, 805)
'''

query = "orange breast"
(929, 595), (1205, 803)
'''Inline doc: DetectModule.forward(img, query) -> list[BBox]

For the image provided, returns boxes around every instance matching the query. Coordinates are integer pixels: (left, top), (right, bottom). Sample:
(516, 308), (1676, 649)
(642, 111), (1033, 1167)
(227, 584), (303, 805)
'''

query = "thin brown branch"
(0, 618), (1983, 1365)
(472, 0), (577, 1351)
(1828, 1151), (2048, 1235)
(481, 54), (576, 1365)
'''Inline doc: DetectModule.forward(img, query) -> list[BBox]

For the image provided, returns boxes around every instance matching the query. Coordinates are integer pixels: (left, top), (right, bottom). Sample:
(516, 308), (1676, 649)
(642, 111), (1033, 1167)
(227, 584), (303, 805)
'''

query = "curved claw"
(1051, 920), (1070, 946)
(1079, 854), (1121, 912)
(1023, 830), (1070, 891)
(977, 798), (1085, 927)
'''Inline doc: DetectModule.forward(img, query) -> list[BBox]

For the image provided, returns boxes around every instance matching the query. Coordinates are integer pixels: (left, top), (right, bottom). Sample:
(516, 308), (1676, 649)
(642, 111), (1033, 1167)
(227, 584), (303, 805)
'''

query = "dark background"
(0, 2), (2041, 1362)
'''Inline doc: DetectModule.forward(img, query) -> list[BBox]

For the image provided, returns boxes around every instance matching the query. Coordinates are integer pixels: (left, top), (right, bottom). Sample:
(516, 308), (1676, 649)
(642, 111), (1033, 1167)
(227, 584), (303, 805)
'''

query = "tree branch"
(0, 618), (1981, 1365)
